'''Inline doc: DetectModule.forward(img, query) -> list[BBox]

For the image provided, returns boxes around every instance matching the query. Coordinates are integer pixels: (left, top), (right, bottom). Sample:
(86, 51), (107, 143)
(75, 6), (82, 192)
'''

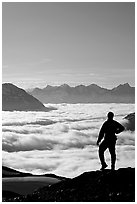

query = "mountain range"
(29, 83), (135, 104)
(2, 83), (55, 111)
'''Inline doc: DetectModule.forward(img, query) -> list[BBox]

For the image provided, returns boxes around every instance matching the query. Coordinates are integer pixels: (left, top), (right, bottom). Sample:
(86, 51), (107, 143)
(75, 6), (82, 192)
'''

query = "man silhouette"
(97, 112), (125, 170)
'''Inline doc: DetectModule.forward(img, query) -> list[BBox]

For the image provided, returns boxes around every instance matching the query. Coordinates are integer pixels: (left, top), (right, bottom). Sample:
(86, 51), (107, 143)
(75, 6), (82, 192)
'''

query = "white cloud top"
(2, 104), (135, 178)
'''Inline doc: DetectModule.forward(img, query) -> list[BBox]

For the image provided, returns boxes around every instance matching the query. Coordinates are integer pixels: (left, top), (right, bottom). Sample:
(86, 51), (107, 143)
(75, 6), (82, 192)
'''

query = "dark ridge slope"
(2, 166), (32, 178)
(5, 167), (135, 202)
(124, 112), (135, 131)
(2, 83), (53, 111)
(2, 166), (66, 180)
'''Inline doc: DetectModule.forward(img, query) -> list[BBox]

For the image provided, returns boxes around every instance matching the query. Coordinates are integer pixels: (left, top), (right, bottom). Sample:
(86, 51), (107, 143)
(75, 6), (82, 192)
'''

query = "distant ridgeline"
(2, 83), (54, 111)
(28, 83), (135, 104)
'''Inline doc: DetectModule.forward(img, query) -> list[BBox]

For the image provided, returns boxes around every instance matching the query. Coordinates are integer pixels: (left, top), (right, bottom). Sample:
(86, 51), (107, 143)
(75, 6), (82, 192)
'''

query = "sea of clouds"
(2, 103), (135, 178)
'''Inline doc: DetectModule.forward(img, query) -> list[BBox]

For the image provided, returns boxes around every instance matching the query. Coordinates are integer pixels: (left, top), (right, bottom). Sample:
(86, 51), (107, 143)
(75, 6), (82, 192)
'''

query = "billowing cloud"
(117, 131), (135, 146)
(2, 103), (135, 178)
(2, 119), (56, 126)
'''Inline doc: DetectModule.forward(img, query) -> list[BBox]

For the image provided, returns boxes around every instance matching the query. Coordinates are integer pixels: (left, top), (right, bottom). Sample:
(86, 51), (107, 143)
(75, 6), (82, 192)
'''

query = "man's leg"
(99, 140), (108, 169)
(109, 141), (116, 170)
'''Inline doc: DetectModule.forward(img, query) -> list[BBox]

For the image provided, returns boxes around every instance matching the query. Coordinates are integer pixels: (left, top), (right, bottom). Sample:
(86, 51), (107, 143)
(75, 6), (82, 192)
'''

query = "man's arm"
(97, 123), (105, 145)
(115, 121), (125, 134)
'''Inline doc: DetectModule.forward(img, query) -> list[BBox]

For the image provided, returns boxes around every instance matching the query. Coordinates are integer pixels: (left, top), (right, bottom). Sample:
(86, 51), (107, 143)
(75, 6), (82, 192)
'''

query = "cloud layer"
(2, 104), (135, 177)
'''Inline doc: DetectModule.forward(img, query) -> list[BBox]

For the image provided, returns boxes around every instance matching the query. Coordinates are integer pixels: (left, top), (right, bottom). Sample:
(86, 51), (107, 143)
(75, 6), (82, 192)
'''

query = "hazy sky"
(2, 2), (135, 89)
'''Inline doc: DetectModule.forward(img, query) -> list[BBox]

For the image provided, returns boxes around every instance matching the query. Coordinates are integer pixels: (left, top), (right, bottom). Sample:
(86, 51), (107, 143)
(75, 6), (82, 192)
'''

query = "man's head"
(107, 112), (114, 120)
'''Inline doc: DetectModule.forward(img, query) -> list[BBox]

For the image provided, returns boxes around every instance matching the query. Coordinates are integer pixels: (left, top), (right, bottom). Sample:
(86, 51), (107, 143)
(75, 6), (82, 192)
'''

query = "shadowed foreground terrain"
(3, 167), (135, 202)
(2, 166), (66, 201)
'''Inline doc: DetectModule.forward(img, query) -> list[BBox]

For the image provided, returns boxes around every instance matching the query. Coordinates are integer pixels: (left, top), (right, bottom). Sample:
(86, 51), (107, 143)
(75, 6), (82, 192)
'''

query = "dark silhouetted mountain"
(5, 167), (135, 202)
(2, 83), (55, 111)
(124, 112), (135, 131)
(2, 166), (32, 178)
(2, 166), (67, 180)
(29, 83), (135, 103)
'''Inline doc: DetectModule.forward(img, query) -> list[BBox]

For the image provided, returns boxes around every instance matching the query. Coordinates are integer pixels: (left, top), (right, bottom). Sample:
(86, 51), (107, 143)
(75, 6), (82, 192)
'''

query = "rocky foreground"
(3, 167), (135, 202)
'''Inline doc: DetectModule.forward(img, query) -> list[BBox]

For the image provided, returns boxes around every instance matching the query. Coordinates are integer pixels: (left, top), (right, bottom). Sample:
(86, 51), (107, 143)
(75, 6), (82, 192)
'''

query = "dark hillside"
(124, 112), (135, 131)
(5, 167), (135, 202)
(2, 83), (54, 111)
